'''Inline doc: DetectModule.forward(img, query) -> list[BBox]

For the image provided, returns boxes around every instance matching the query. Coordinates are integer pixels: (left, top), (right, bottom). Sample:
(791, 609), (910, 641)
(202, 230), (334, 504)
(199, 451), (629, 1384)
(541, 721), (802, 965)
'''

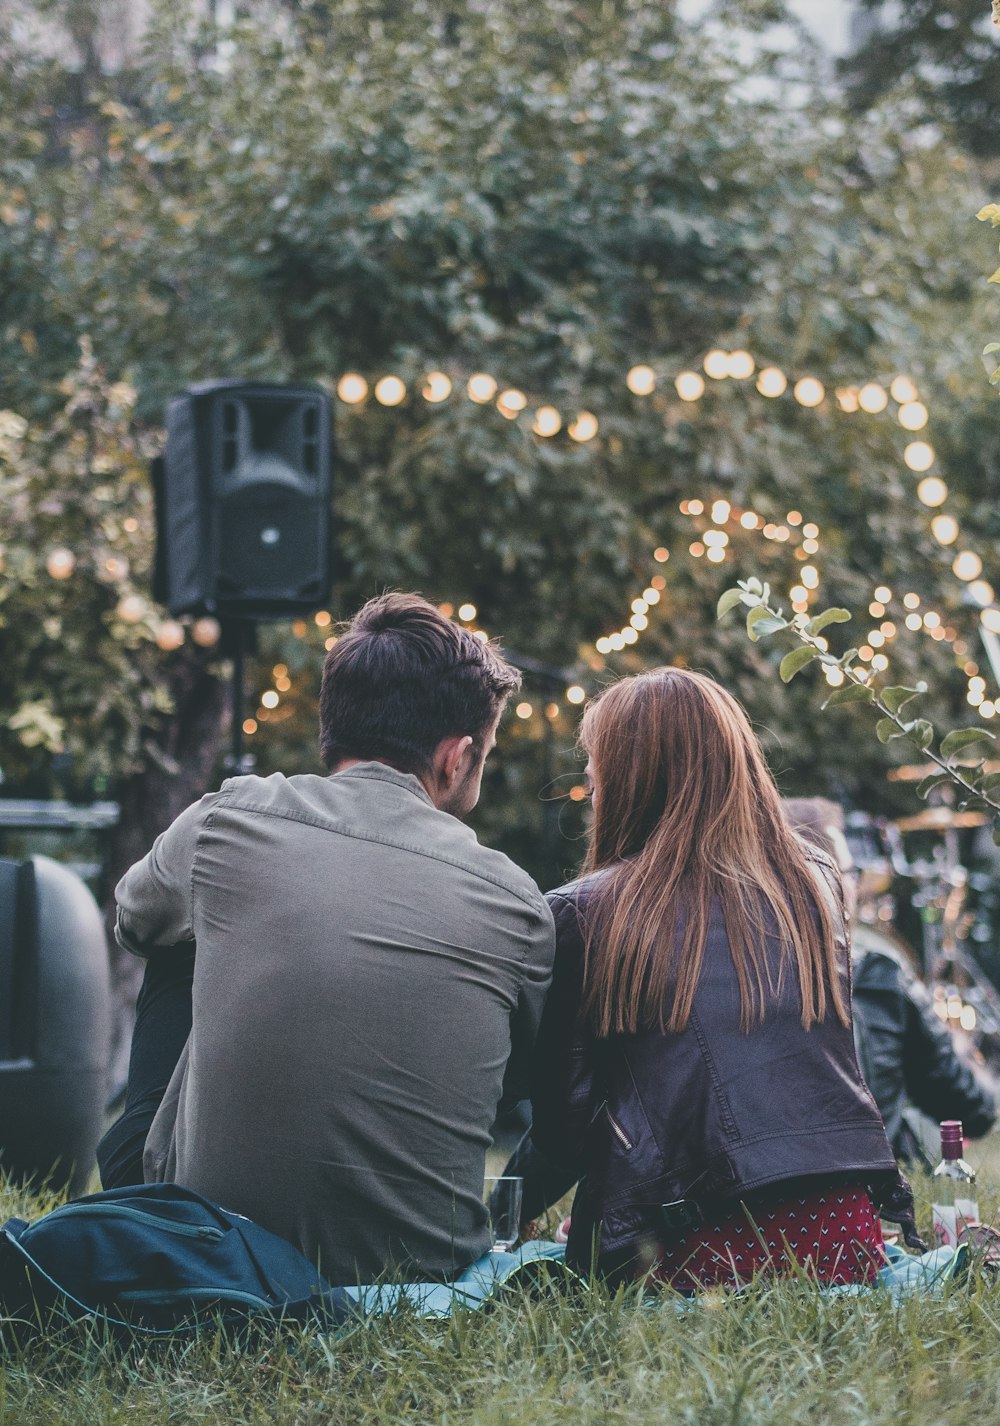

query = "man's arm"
(498, 894), (556, 1109)
(114, 793), (219, 958)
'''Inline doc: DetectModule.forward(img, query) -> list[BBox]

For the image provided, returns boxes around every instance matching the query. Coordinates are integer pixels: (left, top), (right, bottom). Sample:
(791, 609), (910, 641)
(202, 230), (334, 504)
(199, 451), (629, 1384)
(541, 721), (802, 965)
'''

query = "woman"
(521, 668), (919, 1290)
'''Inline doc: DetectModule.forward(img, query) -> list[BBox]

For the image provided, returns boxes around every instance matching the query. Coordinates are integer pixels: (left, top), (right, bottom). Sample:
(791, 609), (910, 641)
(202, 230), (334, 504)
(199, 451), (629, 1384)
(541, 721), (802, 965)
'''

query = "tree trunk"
(102, 649), (230, 1093)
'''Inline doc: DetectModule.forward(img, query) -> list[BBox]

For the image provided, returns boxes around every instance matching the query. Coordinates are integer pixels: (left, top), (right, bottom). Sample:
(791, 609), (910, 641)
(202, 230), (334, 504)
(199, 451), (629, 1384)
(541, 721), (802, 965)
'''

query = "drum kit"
(846, 764), (1000, 1082)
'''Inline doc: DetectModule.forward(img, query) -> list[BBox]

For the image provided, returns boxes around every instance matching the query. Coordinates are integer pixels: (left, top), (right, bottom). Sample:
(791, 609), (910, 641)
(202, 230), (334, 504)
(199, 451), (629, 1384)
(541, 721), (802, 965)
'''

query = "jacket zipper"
(606, 1108), (634, 1152)
(43, 1203), (225, 1242)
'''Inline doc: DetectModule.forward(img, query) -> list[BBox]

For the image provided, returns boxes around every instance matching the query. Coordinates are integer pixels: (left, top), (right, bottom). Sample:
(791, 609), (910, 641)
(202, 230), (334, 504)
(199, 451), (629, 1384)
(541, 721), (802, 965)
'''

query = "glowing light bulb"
(568, 411), (599, 442)
(905, 442), (936, 473)
(917, 476), (947, 506)
(903, 593), (921, 609)
(727, 350), (755, 379)
(156, 620), (185, 651)
(898, 401), (928, 431)
(931, 514), (959, 545)
(643, 588), (661, 604)
(458, 603), (478, 622)
(890, 376), (918, 404)
(626, 365), (656, 396)
(710, 500), (731, 525)
(793, 377), (825, 407)
(706, 547), (726, 563)
(858, 383), (888, 414)
(873, 586), (892, 603)
(653, 547), (669, 562)
(337, 373), (368, 404)
(116, 595), (146, 623)
(981, 609), (1000, 634)
(905, 613), (923, 631)
(703, 530), (729, 548)
(688, 500), (704, 515)
(789, 585), (808, 603)
(192, 617), (221, 647)
(740, 511), (759, 529)
(515, 702), (533, 719)
(953, 551), (983, 582)
(801, 565), (819, 589)
(422, 371), (452, 403)
(45, 547), (75, 579)
(532, 406), (562, 437)
(674, 371), (705, 402)
(703, 350), (730, 380)
(243, 719), (258, 736)
(261, 690), (279, 709)
(467, 373), (497, 403)
(497, 388), (527, 418)
(631, 611), (649, 627)
(826, 667), (846, 687)
(756, 367), (787, 398)
(923, 611), (941, 629)
(314, 610), (332, 627)
(836, 388), (859, 413)
(622, 627), (639, 644)
(595, 638), (611, 655)
(969, 580), (994, 606)
(374, 376), (406, 406)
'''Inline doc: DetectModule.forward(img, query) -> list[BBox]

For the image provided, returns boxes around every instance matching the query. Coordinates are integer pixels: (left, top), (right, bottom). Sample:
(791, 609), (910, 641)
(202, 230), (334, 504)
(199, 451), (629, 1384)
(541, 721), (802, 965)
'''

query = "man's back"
(119, 764), (554, 1283)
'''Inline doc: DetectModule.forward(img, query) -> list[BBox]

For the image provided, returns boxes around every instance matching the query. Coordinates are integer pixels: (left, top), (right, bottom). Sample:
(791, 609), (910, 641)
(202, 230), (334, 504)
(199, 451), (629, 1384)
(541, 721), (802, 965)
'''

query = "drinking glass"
(483, 1175), (523, 1252)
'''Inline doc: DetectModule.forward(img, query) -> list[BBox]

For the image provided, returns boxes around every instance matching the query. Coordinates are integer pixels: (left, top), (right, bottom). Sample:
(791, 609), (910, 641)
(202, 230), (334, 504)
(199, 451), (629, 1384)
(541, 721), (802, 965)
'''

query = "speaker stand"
(224, 620), (257, 778)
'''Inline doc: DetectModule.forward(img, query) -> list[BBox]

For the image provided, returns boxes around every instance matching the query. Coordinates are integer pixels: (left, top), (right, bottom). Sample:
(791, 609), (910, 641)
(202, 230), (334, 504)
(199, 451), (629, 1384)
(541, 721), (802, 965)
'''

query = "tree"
(840, 0), (1000, 159)
(2, 0), (1000, 1047)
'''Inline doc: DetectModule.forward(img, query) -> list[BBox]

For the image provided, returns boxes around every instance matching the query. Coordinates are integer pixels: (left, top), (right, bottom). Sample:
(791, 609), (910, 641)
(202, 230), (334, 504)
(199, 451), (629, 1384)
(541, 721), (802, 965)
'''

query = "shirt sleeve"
(114, 792), (219, 957)
(499, 892), (556, 1108)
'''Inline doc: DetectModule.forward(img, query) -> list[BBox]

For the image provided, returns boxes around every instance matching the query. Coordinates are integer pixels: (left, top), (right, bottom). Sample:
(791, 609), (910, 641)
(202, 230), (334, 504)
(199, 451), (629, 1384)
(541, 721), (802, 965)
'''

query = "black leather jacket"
(852, 926), (995, 1161)
(517, 854), (917, 1270)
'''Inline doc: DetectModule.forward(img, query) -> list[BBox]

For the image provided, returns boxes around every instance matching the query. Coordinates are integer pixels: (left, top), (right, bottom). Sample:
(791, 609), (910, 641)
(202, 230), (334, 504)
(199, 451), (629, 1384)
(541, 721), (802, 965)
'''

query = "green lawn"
(2, 1153), (1000, 1426)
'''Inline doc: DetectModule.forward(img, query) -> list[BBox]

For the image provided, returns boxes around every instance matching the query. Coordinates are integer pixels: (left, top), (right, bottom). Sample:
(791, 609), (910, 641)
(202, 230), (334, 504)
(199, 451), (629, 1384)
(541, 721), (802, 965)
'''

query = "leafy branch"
(717, 580), (1000, 841)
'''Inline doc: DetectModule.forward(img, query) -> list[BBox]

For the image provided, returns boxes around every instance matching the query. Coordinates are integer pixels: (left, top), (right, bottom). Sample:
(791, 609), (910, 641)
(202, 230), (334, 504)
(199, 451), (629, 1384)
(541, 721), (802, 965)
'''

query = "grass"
(2, 1150), (1000, 1425)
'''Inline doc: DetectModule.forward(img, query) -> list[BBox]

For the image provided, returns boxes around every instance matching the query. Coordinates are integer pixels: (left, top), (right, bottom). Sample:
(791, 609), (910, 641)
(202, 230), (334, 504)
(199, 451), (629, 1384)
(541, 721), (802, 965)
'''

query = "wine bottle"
(931, 1119), (979, 1247)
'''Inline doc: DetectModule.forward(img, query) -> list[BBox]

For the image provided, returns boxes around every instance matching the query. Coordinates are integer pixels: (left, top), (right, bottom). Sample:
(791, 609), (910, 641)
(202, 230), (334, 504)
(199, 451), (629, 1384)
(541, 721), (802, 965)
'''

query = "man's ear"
(437, 734), (474, 787)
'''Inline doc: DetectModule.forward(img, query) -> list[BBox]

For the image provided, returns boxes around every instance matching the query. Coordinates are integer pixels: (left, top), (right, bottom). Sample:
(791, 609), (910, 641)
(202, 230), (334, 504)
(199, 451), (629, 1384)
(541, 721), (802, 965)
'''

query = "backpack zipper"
(42, 1203), (225, 1242)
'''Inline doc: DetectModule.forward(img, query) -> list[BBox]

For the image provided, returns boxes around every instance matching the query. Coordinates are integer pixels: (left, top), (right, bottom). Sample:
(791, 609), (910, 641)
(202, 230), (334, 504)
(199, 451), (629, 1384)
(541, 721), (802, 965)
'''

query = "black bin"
(0, 856), (111, 1194)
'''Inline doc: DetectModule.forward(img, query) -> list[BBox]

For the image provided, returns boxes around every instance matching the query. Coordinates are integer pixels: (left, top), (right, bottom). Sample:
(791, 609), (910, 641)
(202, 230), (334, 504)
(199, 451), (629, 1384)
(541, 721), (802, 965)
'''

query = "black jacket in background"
(852, 926), (996, 1161)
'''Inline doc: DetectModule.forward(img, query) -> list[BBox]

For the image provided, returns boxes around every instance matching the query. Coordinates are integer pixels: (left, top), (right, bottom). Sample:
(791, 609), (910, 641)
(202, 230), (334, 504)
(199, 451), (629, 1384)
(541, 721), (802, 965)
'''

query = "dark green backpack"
(0, 1182), (355, 1339)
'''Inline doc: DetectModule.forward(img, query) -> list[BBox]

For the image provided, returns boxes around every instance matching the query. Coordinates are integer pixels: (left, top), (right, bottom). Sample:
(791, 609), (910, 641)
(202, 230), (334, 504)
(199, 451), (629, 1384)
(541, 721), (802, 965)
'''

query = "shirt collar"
(329, 761), (435, 808)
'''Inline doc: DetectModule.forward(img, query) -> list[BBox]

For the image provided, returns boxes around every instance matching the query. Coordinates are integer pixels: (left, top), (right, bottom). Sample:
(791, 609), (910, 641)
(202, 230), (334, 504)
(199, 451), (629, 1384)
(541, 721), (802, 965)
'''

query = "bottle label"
(932, 1199), (980, 1246)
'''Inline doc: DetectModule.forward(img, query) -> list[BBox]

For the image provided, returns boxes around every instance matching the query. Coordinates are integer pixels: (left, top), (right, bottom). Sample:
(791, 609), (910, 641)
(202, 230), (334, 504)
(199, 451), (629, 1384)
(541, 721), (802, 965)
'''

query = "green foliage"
(719, 581), (1000, 842)
(2, 0), (999, 884)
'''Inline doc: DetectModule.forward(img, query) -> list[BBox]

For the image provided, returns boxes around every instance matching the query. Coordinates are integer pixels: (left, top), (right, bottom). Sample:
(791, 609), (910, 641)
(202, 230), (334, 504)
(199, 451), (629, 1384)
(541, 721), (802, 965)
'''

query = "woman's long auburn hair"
(579, 668), (848, 1037)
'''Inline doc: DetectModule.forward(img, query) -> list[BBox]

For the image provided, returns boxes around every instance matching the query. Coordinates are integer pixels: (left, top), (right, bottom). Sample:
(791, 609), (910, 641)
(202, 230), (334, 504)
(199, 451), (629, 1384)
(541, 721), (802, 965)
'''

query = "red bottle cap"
(940, 1120), (964, 1159)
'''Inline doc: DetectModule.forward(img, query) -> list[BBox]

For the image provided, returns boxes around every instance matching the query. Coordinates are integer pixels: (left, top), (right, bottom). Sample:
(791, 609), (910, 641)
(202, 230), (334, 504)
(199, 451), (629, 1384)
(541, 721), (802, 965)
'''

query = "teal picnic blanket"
(339, 1240), (970, 1319)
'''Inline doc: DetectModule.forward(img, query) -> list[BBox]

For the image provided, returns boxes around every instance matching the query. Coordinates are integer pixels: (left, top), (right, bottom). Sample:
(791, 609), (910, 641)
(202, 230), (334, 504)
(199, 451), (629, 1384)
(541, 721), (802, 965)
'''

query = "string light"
(314, 610), (331, 627)
(756, 367), (787, 398)
(953, 551), (983, 582)
(905, 442), (936, 473)
(727, 350), (755, 379)
(45, 547), (75, 579)
(192, 617), (221, 647)
(336, 373), (368, 404)
(969, 580), (995, 606)
(793, 377), (825, 408)
(626, 365), (656, 396)
(858, 383), (888, 414)
(515, 702), (533, 719)
(873, 585), (892, 602)
(422, 371), (452, 403)
(890, 376), (918, 404)
(675, 372), (705, 402)
(116, 594), (145, 623)
(243, 718), (257, 735)
(568, 411), (599, 442)
(898, 401), (928, 431)
(156, 620), (185, 651)
(917, 476), (948, 506)
(261, 690), (279, 709)
(836, 388), (859, 412)
(903, 593), (921, 609)
(982, 609), (1000, 634)
(497, 389), (527, 418)
(532, 406), (562, 437)
(374, 376), (406, 406)
(458, 603), (478, 622)
(710, 500), (731, 524)
(931, 514), (959, 544)
(703, 350), (730, 380)
(467, 373), (497, 403)
(653, 547), (669, 562)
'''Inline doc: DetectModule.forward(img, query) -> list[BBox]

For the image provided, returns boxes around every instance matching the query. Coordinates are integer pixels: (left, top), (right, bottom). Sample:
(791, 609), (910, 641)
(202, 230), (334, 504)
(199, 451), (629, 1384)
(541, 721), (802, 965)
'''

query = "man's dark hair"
(319, 593), (522, 774)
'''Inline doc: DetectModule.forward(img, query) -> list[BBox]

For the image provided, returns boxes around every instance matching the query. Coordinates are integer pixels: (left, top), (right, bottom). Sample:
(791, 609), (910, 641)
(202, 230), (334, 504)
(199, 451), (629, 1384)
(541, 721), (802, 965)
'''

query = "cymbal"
(895, 808), (988, 832)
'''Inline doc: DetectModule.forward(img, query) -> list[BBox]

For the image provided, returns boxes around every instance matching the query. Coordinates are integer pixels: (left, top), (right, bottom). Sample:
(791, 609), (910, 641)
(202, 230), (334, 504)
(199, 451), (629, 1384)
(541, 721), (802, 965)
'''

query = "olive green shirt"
(115, 764), (554, 1283)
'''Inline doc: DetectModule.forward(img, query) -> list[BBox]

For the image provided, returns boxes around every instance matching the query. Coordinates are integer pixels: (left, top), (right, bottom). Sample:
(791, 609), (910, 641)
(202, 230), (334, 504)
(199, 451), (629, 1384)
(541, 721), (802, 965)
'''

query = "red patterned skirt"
(645, 1184), (884, 1291)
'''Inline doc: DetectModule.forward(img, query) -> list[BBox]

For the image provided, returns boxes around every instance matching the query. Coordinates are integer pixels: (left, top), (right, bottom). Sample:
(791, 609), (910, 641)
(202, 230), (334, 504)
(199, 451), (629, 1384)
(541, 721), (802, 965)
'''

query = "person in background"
(98, 593), (555, 1284)
(510, 669), (918, 1293)
(783, 797), (995, 1162)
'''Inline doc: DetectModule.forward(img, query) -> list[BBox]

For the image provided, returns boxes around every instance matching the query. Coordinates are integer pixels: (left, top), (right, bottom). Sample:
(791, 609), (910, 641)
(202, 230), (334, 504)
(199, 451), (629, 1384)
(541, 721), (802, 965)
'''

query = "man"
(97, 594), (555, 1284)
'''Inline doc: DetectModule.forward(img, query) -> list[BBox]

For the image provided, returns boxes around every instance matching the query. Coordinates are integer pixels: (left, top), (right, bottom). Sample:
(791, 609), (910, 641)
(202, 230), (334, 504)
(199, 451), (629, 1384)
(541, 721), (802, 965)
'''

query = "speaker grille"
(215, 491), (325, 601)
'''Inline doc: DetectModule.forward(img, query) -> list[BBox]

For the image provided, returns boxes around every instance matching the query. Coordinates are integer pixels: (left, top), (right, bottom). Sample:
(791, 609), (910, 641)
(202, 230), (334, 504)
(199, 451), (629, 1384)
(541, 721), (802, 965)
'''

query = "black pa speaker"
(153, 381), (333, 618)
